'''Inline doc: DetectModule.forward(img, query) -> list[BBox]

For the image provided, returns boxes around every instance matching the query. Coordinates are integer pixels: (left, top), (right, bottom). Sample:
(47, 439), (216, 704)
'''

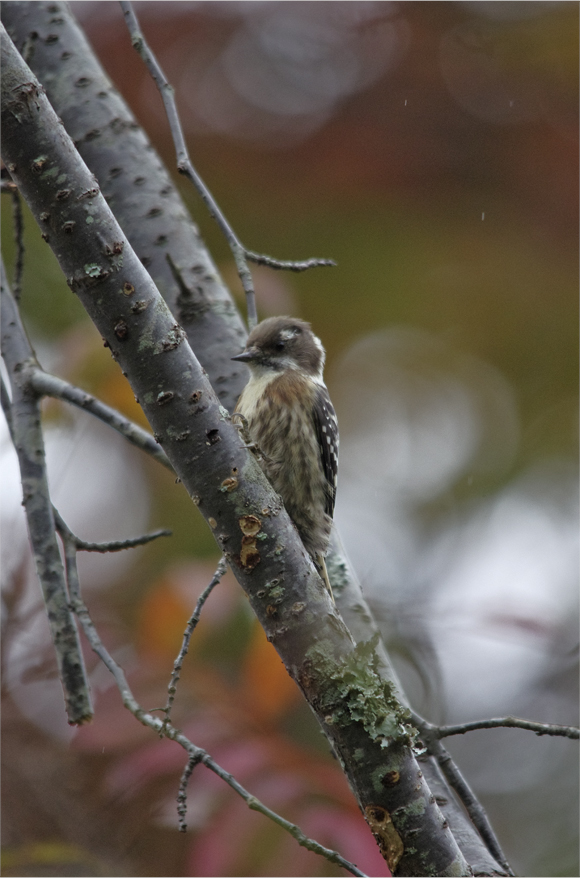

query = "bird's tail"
(316, 554), (335, 605)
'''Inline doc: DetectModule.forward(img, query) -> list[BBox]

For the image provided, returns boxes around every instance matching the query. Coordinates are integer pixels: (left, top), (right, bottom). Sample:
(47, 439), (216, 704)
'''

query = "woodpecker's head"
(232, 317), (325, 379)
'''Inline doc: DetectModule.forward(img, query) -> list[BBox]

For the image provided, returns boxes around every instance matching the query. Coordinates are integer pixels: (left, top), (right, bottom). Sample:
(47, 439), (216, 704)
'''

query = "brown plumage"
(232, 317), (339, 601)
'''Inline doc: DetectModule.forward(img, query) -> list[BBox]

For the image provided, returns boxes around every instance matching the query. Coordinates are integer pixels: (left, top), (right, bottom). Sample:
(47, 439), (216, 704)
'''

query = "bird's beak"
(232, 347), (259, 363)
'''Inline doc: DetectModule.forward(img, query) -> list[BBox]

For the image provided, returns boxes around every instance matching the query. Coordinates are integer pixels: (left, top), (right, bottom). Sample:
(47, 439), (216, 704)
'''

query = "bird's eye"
(275, 341), (285, 351)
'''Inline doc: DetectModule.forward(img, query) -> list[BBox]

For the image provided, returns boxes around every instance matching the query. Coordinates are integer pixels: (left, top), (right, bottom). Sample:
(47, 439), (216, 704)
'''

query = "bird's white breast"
(236, 368), (280, 421)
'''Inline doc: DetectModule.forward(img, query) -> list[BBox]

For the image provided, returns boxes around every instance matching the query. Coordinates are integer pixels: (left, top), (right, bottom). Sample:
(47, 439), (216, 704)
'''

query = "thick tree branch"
(0, 260), (93, 725)
(54, 514), (366, 877)
(2, 0), (248, 415)
(119, 0), (335, 331)
(1, 28), (469, 875)
(327, 536), (512, 876)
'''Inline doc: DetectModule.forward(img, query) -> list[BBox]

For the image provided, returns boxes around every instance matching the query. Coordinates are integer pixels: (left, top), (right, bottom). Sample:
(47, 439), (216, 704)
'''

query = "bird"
(232, 316), (339, 603)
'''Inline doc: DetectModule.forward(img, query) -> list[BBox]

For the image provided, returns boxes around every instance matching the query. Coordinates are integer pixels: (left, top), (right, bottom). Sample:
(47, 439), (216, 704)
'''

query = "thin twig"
(58, 517), (366, 877)
(164, 555), (227, 721)
(119, 1), (335, 331)
(201, 750), (366, 877)
(1, 176), (26, 300)
(10, 187), (25, 301)
(245, 251), (336, 272)
(437, 716), (579, 741)
(53, 508), (171, 553)
(30, 368), (173, 471)
(177, 753), (203, 832)
(411, 712), (515, 876)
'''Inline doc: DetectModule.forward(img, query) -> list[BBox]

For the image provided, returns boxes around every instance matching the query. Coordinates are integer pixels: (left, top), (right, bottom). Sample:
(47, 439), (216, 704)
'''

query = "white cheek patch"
(311, 333), (326, 378)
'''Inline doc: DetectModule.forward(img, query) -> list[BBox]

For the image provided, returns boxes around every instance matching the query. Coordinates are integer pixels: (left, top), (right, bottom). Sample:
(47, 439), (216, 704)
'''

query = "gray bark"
(1, 261), (92, 725)
(1, 24), (471, 876)
(2, 0), (247, 415)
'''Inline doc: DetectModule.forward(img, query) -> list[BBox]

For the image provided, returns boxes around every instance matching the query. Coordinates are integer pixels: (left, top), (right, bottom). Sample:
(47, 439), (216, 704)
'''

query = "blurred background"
(1, 2), (578, 876)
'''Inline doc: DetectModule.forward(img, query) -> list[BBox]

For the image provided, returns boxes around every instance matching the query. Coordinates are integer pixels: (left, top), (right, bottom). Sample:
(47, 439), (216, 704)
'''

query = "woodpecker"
(232, 316), (338, 602)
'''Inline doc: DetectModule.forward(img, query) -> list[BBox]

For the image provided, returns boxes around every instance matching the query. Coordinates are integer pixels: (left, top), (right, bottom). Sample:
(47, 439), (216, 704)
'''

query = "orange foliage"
(136, 578), (194, 658)
(241, 622), (302, 721)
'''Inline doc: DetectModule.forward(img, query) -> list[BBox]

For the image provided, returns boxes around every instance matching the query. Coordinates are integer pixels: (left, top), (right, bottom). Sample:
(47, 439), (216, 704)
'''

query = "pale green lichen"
(446, 856), (470, 877)
(371, 764), (391, 793)
(325, 551), (350, 596)
(84, 263), (101, 277)
(305, 634), (417, 747)
(138, 324), (155, 353)
(394, 796), (426, 824)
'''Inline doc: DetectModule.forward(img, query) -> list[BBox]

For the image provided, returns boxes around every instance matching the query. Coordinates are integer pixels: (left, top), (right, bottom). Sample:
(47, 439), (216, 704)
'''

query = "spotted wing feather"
(312, 385), (339, 518)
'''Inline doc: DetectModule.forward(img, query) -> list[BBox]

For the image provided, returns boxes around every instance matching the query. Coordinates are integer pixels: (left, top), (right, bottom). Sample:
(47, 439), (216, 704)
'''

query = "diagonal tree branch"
(1, 27), (469, 875)
(0, 7), (519, 874)
(432, 738), (514, 878)
(51, 507), (171, 553)
(163, 555), (227, 723)
(412, 712), (515, 877)
(54, 513), (367, 878)
(1, 259), (93, 725)
(119, 0), (336, 331)
(29, 368), (173, 469)
(2, 0), (248, 415)
(1, 181), (25, 300)
(327, 537), (512, 876)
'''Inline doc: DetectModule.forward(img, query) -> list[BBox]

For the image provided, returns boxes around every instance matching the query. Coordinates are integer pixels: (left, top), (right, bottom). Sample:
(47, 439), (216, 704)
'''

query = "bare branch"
(119, 0), (335, 329)
(246, 251), (337, 272)
(52, 508), (171, 554)
(3, 0), (249, 416)
(10, 186), (24, 301)
(433, 739), (515, 877)
(200, 752), (368, 877)
(0, 260), (93, 726)
(411, 712), (515, 877)
(326, 540), (512, 876)
(56, 511), (366, 877)
(0, 179), (25, 299)
(436, 716), (580, 740)
(164, 555), (227, 721)
(177, 754), (202, 832)
(74, 530), (172, 553)
(30, 369), (173, 471)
